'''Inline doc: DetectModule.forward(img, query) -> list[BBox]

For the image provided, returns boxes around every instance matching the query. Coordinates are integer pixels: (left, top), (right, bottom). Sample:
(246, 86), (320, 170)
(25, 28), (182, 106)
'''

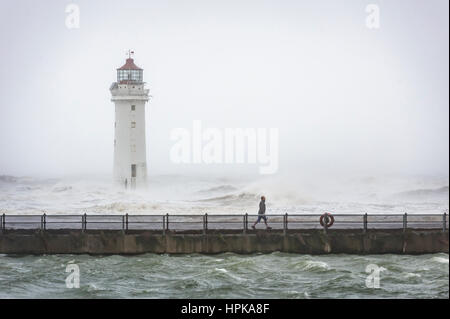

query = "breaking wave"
(432, 257), (449, 264)
(392, 186), (449, 201)
(88, 202), (163, 213)
(293, 260), (330, 272)
(0, 174), (448, 215)
(196, 185), (238, 194)
(197, 192), (260, 204)
(0, 175), (18, 183)
(52, 185), (73, 193)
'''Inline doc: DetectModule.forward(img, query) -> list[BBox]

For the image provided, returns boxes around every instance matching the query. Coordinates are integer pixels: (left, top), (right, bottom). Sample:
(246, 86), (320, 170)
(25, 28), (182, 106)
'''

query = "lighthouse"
(110, 52), (149, 189)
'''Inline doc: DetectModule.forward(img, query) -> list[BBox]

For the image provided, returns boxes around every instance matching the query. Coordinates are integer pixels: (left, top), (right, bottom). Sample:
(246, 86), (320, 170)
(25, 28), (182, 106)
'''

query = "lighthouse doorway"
(131, 164), (137, 189)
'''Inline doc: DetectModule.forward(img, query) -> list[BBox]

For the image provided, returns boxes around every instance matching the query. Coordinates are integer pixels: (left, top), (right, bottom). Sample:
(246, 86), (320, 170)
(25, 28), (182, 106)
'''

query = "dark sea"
(0, 252), (448, 298)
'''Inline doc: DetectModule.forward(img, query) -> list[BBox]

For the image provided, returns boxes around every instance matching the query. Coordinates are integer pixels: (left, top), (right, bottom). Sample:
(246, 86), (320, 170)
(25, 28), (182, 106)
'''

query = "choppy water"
(0, 253), (448, 298)
(0, 174), (448, 298)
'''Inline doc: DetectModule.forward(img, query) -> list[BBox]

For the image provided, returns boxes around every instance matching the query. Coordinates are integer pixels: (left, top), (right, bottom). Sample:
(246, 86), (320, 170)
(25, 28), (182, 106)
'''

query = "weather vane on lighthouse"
(110, 51), (150, 190)
(126, 49), (135, 59)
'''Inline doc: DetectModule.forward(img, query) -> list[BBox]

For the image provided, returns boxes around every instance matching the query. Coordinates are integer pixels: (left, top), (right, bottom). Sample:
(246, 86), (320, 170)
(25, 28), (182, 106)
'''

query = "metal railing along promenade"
(0, 213), (448, 233)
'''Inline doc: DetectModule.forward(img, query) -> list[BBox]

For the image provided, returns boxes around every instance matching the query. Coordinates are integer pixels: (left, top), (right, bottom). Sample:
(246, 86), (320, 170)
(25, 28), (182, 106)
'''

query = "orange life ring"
(320, 213), (334, 228)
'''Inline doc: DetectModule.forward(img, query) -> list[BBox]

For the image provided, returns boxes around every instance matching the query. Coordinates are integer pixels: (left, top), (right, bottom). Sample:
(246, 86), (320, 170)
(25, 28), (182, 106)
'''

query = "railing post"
(122, 215), (125, 232)
(245, 213), (248, 232)
(163, 215), (166, 235)
(205, 213), (208, 233)
(403, 213), (407, 232)
(81, 214), (85, 232)
(166, 213), (169, 232)
(363, 213), (368, 233)
(283, 213), (287, 235)
(443, 213), (447, 232)
(323, 214), (328, 233)
(243, 214), (246, 234)
(2, 213), (5, 231)
(1, 213), (3, 232)
(125, 213), (129, 232)
(42, 213), (46, 231)
(202, 214), (206, 235)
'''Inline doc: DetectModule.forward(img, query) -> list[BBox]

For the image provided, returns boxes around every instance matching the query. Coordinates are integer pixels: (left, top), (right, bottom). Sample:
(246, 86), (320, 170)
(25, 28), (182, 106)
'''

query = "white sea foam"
(215, 268), (228, 273)
(299, 260), (330, 271)
(214, 267), (246, 282)
(87, 283), (101, 291)
(431, 257), (449, 264)
(404, 272), (421, 278)
(0, 174), (448, 215)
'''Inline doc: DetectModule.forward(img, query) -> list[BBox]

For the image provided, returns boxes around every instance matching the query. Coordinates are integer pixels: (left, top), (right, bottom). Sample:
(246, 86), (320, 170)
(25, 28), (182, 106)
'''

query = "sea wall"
(0, 229), (448, 255)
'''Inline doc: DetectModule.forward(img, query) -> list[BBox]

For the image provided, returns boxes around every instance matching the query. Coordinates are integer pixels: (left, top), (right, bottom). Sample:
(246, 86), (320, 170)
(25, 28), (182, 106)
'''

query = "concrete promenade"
(0, 213), (447, 254)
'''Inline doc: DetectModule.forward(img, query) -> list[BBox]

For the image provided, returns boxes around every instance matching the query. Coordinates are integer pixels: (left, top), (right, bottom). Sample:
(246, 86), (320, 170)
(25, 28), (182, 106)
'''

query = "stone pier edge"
(0, 229), (448, 255)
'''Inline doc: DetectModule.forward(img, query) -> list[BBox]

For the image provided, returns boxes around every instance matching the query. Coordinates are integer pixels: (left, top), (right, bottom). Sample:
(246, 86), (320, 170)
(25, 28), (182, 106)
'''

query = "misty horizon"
(0, 0), (448, 180)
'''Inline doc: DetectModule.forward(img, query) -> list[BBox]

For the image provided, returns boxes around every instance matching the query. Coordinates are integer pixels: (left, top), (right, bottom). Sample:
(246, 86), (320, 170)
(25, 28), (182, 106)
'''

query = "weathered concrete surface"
(0, 229), (448, 255)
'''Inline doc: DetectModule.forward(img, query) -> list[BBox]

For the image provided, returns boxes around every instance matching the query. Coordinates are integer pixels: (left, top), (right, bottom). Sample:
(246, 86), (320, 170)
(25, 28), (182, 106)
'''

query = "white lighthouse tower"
(110, 52), (149, 189)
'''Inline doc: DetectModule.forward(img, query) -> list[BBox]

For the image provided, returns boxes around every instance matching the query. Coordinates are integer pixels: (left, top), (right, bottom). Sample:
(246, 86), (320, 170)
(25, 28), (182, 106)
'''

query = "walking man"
(252, 196), (271, 230)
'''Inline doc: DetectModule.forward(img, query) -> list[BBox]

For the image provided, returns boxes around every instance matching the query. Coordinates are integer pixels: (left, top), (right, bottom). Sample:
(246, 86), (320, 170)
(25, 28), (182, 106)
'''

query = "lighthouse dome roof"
(117, 58), (142, 70)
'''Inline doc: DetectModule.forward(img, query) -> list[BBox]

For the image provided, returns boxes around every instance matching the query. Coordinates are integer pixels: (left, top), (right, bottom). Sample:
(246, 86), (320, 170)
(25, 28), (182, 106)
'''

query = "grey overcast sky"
(0, 0), (448, 178)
